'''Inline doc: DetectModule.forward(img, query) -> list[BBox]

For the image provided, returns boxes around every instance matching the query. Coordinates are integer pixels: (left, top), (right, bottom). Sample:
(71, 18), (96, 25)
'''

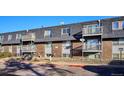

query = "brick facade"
(52, 42), (62, 57)
(72, 41), (82, 56)
(0, 17), (124, 61)
(102, 40), (112, 60)
(36, 43), (45, 57)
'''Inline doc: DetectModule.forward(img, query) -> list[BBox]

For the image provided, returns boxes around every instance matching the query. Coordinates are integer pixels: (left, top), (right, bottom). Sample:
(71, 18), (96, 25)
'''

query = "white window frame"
(8, 35), (12, 41)
(62, 41), (71, 56)
(44, 30), (51, 37)
(112, 21), (124, 30)
(16, 34), (22, 40)
(1, 35), (4, 41)
(9, 46), (12, 53)
(61, 28), (70, 35)
(45, 42), (52, 57)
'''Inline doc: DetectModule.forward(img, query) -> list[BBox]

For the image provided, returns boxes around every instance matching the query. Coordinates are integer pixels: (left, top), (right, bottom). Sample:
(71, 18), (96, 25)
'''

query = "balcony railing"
(113, 42), (124, 45)
(83, 44), (102, 52)
(21, 33), (35, 41)
(82, 26), (103, 36)
(21, 46), (36, 53)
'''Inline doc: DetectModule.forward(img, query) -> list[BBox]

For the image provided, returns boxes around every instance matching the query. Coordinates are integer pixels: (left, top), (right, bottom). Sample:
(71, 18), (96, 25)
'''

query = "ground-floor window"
(9, 46), (12, 53)
(17, 46), (21, 56)
(62, 41), (71, 57)
(113, 53), (124, 60)
(112, 38), (124, 60)
(45, 42), (52, 57)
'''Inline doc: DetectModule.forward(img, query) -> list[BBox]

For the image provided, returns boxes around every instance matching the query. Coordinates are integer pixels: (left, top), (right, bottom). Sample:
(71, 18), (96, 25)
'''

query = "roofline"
(0, 16), (122, 35)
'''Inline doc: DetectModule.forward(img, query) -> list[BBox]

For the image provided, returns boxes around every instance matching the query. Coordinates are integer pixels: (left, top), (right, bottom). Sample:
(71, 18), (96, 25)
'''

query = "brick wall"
(36, 43), (45, 57)
(3, 45), (9, 52)
(72, 41), (82, 56)
(102, 40), (112, 60)
(52, 42), (62, 57)
(2, 45), (17, 56)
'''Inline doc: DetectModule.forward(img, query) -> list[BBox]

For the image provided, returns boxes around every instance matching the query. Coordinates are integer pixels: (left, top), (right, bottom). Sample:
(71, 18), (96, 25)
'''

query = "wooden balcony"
(21, 33), (35, 41)
(82, 26), (103, 36)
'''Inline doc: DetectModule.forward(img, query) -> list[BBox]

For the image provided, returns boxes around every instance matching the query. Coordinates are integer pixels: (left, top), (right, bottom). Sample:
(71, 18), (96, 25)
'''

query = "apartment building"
(0, 16), (124, 61)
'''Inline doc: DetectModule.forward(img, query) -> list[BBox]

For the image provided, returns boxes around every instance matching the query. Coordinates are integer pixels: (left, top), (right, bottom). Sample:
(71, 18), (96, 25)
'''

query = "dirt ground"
(0, 62), (96, 76)
(0, 58), (124, 76)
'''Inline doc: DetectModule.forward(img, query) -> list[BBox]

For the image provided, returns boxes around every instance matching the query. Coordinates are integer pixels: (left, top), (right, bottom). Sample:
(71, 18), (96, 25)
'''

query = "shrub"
(16, 57), (22, 61)
(32, 57), (40, 62)
(0, 52), (12, 58)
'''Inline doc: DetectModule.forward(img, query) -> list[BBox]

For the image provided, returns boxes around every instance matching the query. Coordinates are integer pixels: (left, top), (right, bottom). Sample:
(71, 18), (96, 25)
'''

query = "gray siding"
(1, 16), (124, 45)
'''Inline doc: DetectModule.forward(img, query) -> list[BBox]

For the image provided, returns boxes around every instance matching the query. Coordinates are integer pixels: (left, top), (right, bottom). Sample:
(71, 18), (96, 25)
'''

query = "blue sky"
(0, 16), (115, 33)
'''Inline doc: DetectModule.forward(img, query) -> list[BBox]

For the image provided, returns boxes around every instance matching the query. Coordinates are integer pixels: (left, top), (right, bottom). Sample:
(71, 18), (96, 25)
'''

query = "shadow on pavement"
(0, 58), (74, 76)
(40, 64), (74, 76)
(82, 60), (124, 76)
(0, 58), (45, 76)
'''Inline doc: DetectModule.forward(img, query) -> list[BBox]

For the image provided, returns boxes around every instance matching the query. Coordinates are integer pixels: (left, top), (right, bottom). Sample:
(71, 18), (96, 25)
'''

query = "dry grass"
(30, 57), (111, 65)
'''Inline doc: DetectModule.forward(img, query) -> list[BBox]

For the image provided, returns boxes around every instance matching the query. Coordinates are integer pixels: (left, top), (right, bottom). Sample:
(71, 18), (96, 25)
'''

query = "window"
(86, 39), (100, 50)
(17, 46), (21, 56)
(45, 42), (52, 57)
(62, 41), (71, 57)
(16, 34), (22, 40)
(9, 46), (12, 53)
(112, 21), (124, 30)
(44, 30), (51, 37)
(113, 21), (119, 30)
(0, 35), (4, 41)
(84, 24), (99, 34)
(8, 35), (12, 41)
(61, 28), (70, 35)
(113, 54), (124, 59)
(122, 21), (124, 29)
(0, 36), (2, 42)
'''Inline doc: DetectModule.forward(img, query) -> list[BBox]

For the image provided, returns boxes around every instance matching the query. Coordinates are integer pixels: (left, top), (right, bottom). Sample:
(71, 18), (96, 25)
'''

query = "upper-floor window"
(112, 21), (124, 30)
(8, 35), (12, 41)
(16, 34), (22, 40)
(61, 28), (70, 36)
(122, 21), (124, 29)
(112, 21), (119, 30)
(0, 35), (4, 41)
(44, 30), (52, 37)
(0, 36), (2, 42)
